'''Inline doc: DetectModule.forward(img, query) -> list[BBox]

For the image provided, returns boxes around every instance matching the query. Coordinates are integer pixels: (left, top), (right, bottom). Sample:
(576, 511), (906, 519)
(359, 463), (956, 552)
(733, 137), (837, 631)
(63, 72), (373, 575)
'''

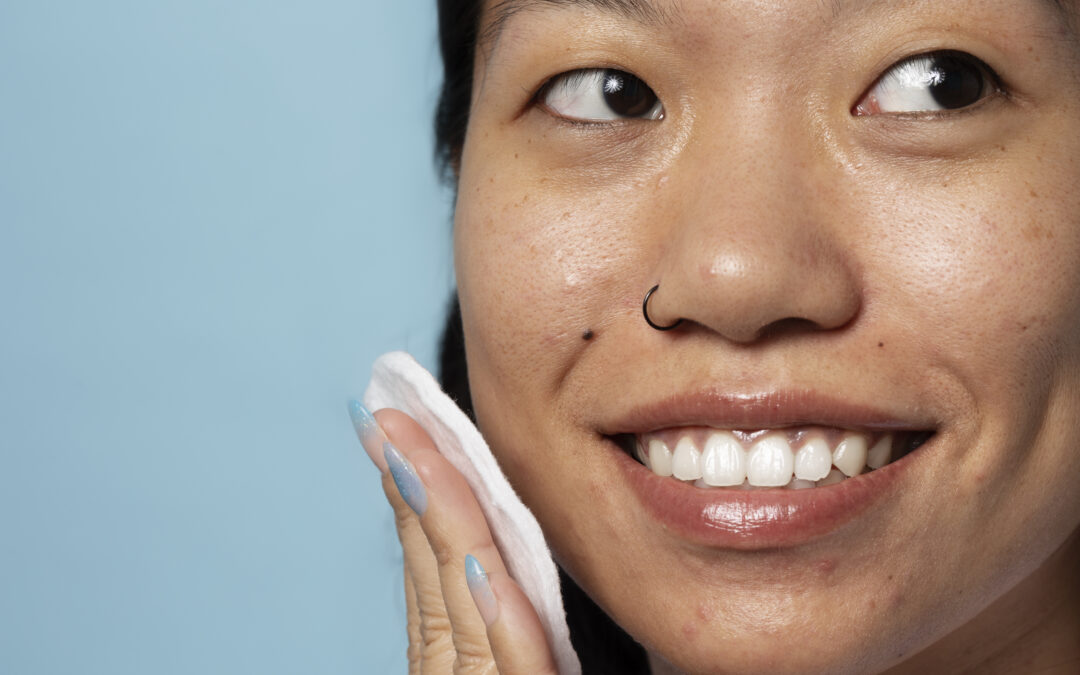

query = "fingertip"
(347, 398), (389, 472)
(465, 554), (500, 626)
(385, 441), (429, 516)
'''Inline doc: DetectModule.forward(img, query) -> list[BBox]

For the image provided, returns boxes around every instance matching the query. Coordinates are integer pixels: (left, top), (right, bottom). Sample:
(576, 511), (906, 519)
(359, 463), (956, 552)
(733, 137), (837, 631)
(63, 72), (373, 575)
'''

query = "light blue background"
(0, 1), (451, 672)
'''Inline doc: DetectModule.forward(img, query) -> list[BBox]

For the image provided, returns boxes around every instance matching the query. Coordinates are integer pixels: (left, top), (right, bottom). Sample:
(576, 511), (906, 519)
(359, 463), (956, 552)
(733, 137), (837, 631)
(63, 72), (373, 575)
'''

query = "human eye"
(853, 50), (1003, 116)
(538, 68), (664, 122)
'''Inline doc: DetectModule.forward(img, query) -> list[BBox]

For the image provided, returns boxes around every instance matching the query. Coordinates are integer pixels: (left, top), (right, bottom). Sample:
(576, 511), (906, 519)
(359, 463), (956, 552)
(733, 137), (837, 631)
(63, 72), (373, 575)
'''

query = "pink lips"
(603, 390), (934, 550)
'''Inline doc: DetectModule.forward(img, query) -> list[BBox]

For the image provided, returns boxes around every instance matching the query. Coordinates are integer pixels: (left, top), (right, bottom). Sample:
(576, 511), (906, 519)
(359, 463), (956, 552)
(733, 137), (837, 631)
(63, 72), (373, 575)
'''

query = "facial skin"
(453, 0), (1080, 672)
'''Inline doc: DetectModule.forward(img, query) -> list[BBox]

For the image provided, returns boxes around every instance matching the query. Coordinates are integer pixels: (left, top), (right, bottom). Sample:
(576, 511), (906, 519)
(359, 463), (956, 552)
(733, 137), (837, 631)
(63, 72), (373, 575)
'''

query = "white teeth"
(701, 431), (747, 486)
(833, 434), (868, 477)
(648, 439), (673, 477)
(818, 468), (847, 486)
(867, 434), (893, 469)
(639, 429), (907, 488)
(746, 435), (795, 487)
(672, 437), (703, 481)
(794, 438), (833, 481)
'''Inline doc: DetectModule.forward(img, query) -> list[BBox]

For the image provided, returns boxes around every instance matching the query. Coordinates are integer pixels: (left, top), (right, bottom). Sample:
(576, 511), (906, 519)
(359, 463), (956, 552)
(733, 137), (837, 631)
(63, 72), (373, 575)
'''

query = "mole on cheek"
(582, 329), (595, 341)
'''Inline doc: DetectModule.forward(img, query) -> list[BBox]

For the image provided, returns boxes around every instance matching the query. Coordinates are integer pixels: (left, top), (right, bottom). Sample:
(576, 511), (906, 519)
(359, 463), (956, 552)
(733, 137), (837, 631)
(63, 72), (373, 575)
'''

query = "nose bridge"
(651, 105), (861, 343)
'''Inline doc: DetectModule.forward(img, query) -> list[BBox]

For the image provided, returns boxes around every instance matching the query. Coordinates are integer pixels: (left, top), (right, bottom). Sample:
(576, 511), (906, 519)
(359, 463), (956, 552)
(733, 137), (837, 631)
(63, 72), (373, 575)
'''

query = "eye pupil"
(601, 69), (658, 117)
(927, 54), (985, 110)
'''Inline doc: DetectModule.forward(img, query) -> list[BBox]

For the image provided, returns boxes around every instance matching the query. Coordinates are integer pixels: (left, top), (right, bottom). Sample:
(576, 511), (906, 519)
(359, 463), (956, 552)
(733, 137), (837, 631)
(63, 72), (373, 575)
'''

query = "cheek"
(866, 165), (1080, 392)
(453, 170), (659, 392)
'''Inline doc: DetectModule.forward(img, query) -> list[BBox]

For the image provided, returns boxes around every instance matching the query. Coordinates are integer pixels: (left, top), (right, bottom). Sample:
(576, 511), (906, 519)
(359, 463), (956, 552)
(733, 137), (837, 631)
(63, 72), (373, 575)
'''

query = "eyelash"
(530, 50), (1009, 123)
(854, 50), (1009, 120)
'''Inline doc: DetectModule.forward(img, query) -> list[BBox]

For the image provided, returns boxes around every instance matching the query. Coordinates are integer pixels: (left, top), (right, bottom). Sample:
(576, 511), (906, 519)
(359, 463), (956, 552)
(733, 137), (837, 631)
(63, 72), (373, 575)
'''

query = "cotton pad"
(364, 351), (581, 675)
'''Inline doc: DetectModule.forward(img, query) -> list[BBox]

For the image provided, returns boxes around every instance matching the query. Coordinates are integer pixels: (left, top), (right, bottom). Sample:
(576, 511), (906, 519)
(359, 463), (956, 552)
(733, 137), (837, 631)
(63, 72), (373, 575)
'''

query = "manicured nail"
(384, 442), (427, 515)
(347, 399), (389, 472)
(465, 554), (499, 626)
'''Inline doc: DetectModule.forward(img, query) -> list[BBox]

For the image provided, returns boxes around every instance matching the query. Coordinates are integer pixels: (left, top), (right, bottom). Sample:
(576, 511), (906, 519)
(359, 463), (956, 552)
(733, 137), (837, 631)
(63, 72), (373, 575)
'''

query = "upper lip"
(598, 388), (939, 435)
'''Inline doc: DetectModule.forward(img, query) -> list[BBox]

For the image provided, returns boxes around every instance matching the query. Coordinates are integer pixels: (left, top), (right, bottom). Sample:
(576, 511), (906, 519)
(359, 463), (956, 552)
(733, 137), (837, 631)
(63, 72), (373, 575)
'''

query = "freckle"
(878, 342), (884, 348)
(489, 177), (494, 183)
(887, 574), (894, 581)
(1030, 189), (1039, 198)
(514, 153), (518, 158)
(582, 329), (594, 341)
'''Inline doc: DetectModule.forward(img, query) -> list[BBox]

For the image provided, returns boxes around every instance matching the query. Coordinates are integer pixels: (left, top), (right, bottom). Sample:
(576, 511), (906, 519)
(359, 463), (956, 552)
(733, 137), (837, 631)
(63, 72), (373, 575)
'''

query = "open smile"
(618, 426), (933, 489)
(600, 390), (939, 549)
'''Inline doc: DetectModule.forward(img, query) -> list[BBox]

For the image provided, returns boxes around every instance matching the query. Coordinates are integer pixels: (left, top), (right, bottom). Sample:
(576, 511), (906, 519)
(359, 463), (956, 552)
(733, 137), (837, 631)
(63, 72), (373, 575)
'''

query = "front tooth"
(648, 439), (673, 477)
(701, 431), (747, 486)
(794, 438), (832, 481)
(867, 434), (893, 469)
(672, 437), (702, 481)
(833, 434), (868, 477)
(746, 435), (795, 487)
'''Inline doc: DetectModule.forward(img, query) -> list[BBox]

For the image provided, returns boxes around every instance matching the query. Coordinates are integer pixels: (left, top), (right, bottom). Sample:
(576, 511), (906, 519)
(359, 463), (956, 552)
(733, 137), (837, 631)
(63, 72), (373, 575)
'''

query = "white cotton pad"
(364, 351), (581, 675)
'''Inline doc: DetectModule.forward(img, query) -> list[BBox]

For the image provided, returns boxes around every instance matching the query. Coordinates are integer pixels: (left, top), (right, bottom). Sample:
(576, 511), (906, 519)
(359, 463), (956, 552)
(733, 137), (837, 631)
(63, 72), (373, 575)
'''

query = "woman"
(357, 0), (1080, 671)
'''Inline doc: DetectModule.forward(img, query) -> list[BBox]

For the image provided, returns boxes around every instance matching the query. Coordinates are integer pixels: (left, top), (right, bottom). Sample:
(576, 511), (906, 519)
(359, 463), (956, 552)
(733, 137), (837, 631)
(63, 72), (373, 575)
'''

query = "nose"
(645, 129), (861, 344)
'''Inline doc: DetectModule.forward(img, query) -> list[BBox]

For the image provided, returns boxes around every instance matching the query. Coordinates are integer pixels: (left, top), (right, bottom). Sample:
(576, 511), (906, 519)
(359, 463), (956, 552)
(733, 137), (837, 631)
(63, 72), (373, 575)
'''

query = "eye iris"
(927, 54), (986, 110)
(601, 69), (658, 117)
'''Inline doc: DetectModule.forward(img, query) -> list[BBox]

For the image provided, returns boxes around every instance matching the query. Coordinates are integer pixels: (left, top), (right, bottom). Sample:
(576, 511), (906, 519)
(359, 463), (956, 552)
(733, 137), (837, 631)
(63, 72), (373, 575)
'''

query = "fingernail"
(465, 554), (499, 626)
(384, 442), (428, 515)
(347, 399), (389, 473)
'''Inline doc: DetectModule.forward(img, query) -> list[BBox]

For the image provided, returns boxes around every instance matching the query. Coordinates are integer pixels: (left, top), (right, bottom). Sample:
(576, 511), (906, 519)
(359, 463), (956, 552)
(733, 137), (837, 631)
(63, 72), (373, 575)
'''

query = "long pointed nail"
(384, 442), (427, 515)
(347, 399), (389, 472)
(465, 554), (499, 626)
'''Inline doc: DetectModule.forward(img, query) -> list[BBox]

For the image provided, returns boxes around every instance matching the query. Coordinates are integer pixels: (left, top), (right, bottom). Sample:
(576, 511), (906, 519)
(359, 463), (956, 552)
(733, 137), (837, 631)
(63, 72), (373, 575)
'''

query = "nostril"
(756, 317), (834, 341)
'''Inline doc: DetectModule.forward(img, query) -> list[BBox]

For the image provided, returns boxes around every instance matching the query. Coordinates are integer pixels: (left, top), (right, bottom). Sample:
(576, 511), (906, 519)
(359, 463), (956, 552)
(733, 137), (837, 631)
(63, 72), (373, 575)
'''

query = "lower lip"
(612, 440), (919, 550)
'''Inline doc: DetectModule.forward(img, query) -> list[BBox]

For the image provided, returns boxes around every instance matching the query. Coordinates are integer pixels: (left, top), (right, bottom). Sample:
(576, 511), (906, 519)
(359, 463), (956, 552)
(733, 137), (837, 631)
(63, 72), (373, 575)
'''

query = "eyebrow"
(826, 0), (1073, 19)
(481, 0), (1076, 50)
(480, 0), (672, 50)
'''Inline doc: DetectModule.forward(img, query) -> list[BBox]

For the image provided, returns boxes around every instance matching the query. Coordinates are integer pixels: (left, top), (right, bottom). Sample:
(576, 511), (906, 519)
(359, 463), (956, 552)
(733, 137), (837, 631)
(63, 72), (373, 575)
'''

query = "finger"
(353, 402), (455, 672)
(378, 409), (557, 674)
(403, 568), (421, 675)
(466, 555), (559, 675)
(347, 399), (390, 473)
(379, 455), (457, 673)
(376, 410), (494, 669)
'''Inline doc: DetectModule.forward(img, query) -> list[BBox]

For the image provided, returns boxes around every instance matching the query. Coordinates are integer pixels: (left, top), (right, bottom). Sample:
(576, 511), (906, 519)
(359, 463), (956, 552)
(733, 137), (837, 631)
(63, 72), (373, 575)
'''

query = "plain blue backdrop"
(0, 1), (451, 672)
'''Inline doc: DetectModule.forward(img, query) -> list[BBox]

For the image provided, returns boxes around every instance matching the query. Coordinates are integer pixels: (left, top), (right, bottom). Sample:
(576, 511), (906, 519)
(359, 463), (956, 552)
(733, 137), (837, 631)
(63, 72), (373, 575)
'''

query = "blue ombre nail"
(465, 554), (499, 626)
(384, 442), (428, 515)
(347, 399), (389, 472)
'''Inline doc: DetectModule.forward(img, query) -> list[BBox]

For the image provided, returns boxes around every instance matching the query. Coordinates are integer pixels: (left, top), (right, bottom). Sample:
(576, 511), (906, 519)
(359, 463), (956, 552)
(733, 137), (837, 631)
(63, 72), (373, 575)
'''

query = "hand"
(350, 402), (559, 674)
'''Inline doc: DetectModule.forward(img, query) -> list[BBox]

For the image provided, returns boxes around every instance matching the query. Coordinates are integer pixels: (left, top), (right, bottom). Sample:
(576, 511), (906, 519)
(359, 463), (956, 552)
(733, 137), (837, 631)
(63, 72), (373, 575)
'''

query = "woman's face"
(454, 0), (1080, 671)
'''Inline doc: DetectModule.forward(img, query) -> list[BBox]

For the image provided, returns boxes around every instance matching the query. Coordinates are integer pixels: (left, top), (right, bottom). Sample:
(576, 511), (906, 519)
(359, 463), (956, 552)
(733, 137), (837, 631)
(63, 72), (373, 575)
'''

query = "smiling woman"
(362, 0), (1080, 672)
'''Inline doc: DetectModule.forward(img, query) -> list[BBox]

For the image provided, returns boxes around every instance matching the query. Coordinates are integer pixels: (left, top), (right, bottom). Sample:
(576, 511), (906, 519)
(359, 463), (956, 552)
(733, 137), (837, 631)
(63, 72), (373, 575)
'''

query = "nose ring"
(643, 284), (684, 331)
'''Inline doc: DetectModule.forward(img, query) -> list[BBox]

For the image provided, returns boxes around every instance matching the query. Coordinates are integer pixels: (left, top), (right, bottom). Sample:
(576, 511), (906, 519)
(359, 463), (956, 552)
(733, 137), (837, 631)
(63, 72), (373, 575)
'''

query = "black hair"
(433, 2), (651, 669)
